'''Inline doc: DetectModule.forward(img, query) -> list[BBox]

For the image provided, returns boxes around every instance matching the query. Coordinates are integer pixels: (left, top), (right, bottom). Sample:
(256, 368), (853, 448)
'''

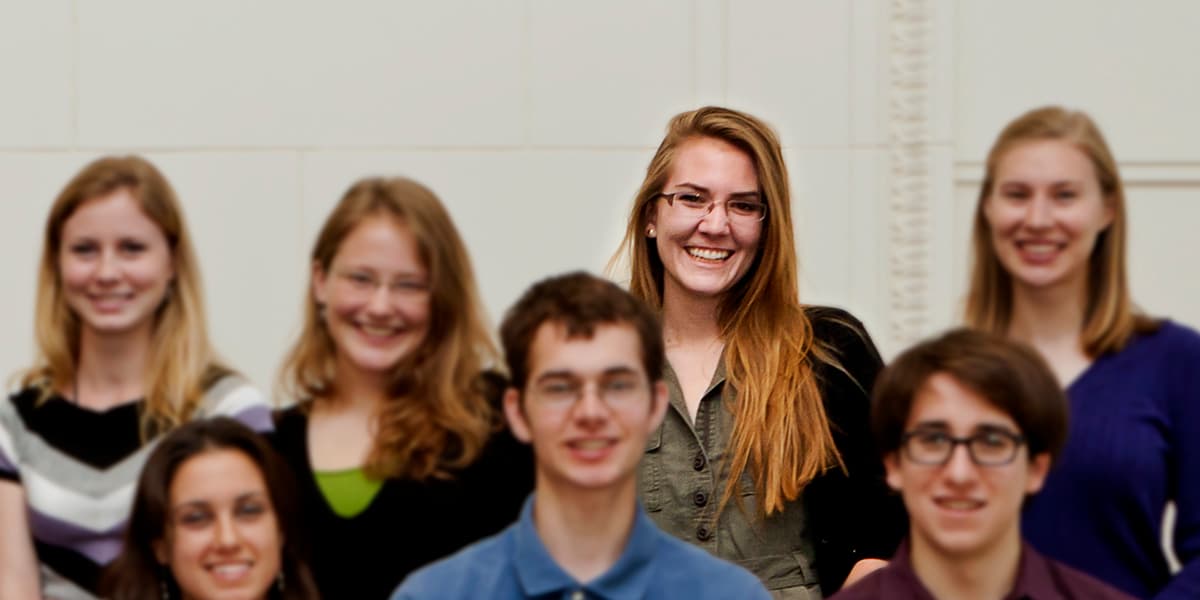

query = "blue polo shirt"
(391, 495), (770, 600)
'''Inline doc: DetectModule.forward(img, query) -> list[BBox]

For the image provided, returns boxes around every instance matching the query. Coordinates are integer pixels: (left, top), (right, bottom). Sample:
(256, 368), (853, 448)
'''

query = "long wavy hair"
(20, 155), (230, 438)
(279, 177), (499, 480)
(966, 106), (1157, 356)
(611, 106), (845, 516)
(103, 417), (319, 600)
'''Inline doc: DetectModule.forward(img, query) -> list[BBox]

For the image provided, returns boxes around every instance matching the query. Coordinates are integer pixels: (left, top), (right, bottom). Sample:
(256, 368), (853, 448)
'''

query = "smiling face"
(983, 139), (1114, 295)
(157, 449), (282, 600)
(504, 322), (668, 495)
(648, 136), (763, 303)
(885, 372), (1050, 562)
(58, 188), (174, 340)
(313, 215), (432, 384)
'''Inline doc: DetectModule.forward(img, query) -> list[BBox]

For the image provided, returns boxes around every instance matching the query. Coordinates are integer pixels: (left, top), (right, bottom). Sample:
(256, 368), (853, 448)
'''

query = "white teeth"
(687, 248), (732, 261)
(939, 499), (982, 510)
(359, 324), (396, 337)
(1019, 242), (1058, 256)
(211, 563), (250, 577)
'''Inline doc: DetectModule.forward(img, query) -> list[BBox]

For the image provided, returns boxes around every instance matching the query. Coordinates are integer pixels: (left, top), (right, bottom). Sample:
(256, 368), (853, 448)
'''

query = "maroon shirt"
(831, 539), (1135, 600)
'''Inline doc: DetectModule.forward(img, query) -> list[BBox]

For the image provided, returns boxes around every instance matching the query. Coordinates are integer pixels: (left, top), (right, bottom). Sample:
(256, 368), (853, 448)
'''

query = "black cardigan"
(271, 396), (534, 599)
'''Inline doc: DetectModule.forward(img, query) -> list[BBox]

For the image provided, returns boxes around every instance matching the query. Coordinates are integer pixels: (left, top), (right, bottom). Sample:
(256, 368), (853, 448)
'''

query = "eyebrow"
(672, 182), (761, 199)
(909, 421), (1019, 434)
(172, 491), (268, 511)
(533, 366), (640, 383)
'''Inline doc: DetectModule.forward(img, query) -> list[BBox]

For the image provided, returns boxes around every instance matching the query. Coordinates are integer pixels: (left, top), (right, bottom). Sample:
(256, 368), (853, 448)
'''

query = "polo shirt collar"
(879, 538), (1065, 600)
(512, 494), (660, 599)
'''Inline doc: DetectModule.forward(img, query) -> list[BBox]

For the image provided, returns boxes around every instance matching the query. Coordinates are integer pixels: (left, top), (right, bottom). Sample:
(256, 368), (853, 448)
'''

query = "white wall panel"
(526, 0), (693, 146)
(0, 1), (74, 147)
(77, 1), (524, 148)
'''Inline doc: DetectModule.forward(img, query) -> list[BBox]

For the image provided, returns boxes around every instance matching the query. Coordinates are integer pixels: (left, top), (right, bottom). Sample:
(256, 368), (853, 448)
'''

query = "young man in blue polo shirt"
(391, 272), (768, 600)
(832, 329), (1132, 600)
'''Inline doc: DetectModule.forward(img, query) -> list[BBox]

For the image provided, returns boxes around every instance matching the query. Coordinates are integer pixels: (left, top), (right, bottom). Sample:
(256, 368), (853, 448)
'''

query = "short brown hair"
(871, 328), (1068, 462)
(500, 272), (663, 391)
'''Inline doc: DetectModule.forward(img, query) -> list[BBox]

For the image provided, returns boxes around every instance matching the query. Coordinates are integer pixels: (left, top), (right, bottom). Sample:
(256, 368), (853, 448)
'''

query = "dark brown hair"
(103, 418), (319, 600)
(872, 328), (1069, 462)
(500, 271), (663, 391)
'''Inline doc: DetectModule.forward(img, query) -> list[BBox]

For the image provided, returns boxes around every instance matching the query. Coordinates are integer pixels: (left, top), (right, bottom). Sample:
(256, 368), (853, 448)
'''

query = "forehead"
(526, 321), (645, 380)
(907, 372), (1020, 432)
(332, 215), (425, 271)
(995, 139), (1097, 183)
(169, 449), (267, 503)
(61, 188), (164, 238)
(666, 136), (759, 189)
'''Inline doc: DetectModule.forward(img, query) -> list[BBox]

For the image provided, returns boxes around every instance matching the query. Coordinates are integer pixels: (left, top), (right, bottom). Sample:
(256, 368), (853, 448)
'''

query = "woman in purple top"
(964, 105), (1200, 599)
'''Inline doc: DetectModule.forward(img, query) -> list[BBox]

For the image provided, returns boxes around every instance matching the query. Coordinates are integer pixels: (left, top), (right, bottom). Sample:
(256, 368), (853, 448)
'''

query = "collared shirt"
(829, 539), (1136, 600)
(390, 495), (770, 600)
(638, 307), (905, 598)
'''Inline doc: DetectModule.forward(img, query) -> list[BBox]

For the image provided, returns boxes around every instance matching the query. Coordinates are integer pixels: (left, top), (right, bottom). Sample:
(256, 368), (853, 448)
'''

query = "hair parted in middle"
(278, 176), (499, 480)
(610, 106), (850, 516)
(22, 155), (232, 439)
(966, 105), (1157, 357)
(499, 271), (664, 393)
(102, 417), (320, 600)
(871, 328), (1069, 464)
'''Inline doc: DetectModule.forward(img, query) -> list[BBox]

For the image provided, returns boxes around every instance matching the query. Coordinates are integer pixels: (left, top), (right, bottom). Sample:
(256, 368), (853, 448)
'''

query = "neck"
(327, 356), (392, 412)
(661, 284), (723, 348)
(533, 477), (638, 584)
(74, 325), (153, 410)
(909, 528), (1023, 600)
(1007, 279), (1088, 350)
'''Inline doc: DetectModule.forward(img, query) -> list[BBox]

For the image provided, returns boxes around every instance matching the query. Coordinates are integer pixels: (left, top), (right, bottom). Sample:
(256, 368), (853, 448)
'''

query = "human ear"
(647, 380), (669, 432)
(311, 260), (330, 306)
(1025, 453), (1052, 494)
(884, 452), (903, 492)
(503, 388), (533, 444)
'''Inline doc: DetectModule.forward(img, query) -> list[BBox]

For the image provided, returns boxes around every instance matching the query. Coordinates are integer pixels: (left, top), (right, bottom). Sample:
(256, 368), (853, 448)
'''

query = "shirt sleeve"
(1155, 324), (1200, 600)
(202, 376), (274, 433)
(0, 400), (22, 483)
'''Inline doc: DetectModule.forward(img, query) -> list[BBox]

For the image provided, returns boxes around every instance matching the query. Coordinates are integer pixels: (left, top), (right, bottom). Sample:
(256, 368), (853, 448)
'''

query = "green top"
(314, 467), (384, 518)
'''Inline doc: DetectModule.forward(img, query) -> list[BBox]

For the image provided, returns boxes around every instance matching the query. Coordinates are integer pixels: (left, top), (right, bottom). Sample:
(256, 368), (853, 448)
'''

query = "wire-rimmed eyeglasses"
(658, 191), (767, 224)
(899, 428), (1026, 466)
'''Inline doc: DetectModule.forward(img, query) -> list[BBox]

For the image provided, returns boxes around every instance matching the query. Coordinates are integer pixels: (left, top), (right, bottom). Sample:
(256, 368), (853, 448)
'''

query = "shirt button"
(693, 453), (706, 471)
(696, 525), (712, 541)
(693, 492), (708, 507)
(570, 591), (585, 600)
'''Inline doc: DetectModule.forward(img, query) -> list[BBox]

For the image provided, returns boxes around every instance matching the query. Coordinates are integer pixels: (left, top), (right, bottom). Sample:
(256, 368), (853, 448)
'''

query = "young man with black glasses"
(832, 329), (1132, 600)
(391, 272), (768, 599)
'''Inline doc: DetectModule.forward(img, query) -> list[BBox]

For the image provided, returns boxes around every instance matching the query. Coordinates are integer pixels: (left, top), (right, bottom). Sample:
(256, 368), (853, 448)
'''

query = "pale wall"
(1, 1), (1196, 392)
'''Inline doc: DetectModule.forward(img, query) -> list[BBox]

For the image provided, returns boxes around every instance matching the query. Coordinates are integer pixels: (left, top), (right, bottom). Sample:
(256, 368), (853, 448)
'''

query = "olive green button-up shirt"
(637, 307), (906, 599)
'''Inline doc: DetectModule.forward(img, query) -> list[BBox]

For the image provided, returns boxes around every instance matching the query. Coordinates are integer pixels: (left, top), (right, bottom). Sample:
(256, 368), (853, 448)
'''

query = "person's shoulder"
(652, 531), (769, 598)
(1044, 556), (1137, 600)
(1150, 319), (1200, 354)
(826, 566), (890, 599)
(1, 386), (50, 429)
(390, 529), (513, 599)
(198, 373), (272, 432)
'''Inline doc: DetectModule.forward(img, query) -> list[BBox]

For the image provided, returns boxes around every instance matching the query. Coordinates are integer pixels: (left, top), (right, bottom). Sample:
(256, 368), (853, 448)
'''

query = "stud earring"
(646, 225), (656, 238)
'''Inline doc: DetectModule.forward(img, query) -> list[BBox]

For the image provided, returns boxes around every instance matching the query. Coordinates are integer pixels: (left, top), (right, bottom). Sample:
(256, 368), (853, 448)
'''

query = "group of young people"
(0, 104), (1194, 600)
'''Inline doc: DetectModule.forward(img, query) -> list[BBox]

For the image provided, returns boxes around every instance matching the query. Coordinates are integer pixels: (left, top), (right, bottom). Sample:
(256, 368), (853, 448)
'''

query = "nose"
(1023, 195), (1053, 229)
(214, 514), (241, 550)
(696, 201), (731, 235)
(95, 248), (120, 283)
(365, 283), (392, 316)
(943, 443), (978, 485)
(572, 382), (608, 427)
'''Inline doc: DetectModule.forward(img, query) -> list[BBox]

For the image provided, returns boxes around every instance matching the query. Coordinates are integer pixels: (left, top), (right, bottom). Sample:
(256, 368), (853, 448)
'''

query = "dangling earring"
(159, 576), (171, 600)
(646, 225), (656, 238)
(276, 569), (285, 593)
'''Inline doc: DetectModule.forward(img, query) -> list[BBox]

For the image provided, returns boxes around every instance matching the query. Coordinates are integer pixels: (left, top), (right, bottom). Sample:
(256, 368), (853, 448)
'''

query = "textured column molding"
(886, 0), (935, 348)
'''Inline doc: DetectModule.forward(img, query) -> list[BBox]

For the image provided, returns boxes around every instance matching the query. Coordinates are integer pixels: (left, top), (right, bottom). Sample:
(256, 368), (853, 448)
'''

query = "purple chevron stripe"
(0, 444), (17, 477)
(231, 404), (273, 433)
(28, 507), (126, 566)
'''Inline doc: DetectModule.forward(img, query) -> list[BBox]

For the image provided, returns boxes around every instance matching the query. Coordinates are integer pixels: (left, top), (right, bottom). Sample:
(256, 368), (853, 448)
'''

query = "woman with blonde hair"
(966, 106), (1200, 598)
(272, 176), (533, 598)
(612, 106), (905, 598)
(0, 156), (271, 599)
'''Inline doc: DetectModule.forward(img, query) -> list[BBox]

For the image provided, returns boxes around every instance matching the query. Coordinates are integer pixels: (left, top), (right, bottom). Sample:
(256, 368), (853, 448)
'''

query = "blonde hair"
(965, 106), (1156, 355)
(22, 155), (229, 437)
(279, 177), (498, 480)
(611, 106), (844, 516)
